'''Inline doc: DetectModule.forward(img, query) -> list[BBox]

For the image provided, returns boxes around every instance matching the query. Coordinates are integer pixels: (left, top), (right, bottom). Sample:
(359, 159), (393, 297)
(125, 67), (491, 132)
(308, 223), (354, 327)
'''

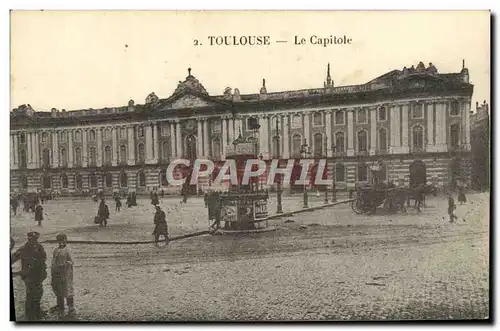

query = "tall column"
(228, 118), (234, 143)
(347, 110), (354, 156)
(259, 116), (269, 157)
(464, 101), (471, 151)
(97, 128), (103, 167)
(170, 122), (176, 159)
(13, 134), (19, 168)
(68, 130), (74, 168)
(282, 114), (290, 159)
(197, 120), (203, 157)
(153, 122), (159, 162)
(34, 132), (40, 168)
(27, 133), (33, 168)
(390, 105), (401, 153)
(236, 118), (243, 136)
(221, 118), (228, 160)
(436, 102), (447, 152)
(176, 121), (182, 158)
(203, 119), (209, 158)
(52, 130), (59, 167)
(326, 111), (333, 157)
(369, 108), (377, 155)
(426, 103), (435, 152)
(10, 134), (14, 168)
(112, 127), (118, 166)
(145, 124), (153, 163)
(401, 104), (409, 153)
(82, 130), (88, 167)
(303, 113), (310, 146)
(127, 126), (136, 165)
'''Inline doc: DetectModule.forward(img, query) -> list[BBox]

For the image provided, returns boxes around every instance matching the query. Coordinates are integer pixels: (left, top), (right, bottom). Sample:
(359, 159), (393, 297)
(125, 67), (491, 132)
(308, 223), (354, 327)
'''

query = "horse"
(405, 184), (438, 212)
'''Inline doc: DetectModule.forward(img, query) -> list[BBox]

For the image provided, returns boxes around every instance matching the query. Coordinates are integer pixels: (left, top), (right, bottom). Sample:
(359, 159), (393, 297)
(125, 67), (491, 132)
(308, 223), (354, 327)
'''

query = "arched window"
(313, 112), (323, 126)
(335, 132), (345, 153)
(61, 173), (68, 189)
(20, 133), (26, 144)
(89, 130), (96, 141)
(159, 169), (168, 187)
(335, 111), (344, 125)
(20, 175), (28, 189)
(357, 131), (368, 152)
(42, 149), (50, 168)
(89, 173), (97, 188)
(75, 130), (82, 142)
(450, 123), (460, 147)
(138, 144), (145, 163)
(75, 148), (82, 165)
(120, 145), (127, 164)
(378, 107), (387, 121)
(378, 128), (387, 150)
(120, 172), (128, 188)
(137, 171), (146, 188)
(292, 134), (302, 157)
(335, 163), (345, 182)
(104, 146), (112, 165)
(357, 164), (368, 182)
(105, 173), (113, 188)
(89, 147), (97, 165)
(19, 149), (27, 168)
(162, 141), (171, 161)
(412, 126), (424, 149)
(212, 137), (221, 158)
(104, 129), (111, 140)
(60, 148), (68, 166)
(357, 109), (367, 124)
(313, 133), (323, 157)
(75, 173), (83, 189)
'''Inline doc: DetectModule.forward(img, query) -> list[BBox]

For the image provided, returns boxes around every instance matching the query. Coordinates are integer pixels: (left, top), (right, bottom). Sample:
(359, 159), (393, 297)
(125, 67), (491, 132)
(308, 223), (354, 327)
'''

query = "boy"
(50, 233), (75, 316)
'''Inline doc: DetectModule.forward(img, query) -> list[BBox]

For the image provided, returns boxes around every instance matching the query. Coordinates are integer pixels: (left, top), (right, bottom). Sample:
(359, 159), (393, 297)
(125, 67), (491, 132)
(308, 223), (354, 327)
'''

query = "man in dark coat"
(153, 206), (169, 246)
(151, 192), (159, 206)
(11, 195), (19, 216)
(11, 231), (48, 321)
(115, 196), (122, 212)
(448, 193), (457, 222)
(34, 203), (44, 227)
(97, 199), (110, 227)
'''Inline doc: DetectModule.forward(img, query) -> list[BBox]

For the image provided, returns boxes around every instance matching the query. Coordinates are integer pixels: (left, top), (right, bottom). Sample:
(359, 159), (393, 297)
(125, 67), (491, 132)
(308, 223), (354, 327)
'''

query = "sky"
(10, 10), (490, 112)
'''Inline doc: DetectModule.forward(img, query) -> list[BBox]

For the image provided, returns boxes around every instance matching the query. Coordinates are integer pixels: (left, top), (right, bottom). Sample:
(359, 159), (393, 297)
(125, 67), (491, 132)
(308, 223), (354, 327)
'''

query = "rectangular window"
(291, 115), (302, 129)
(357, 109), (367, 124)
(313, 113), (323, 127)
(378, 107), (387, 121)
(335, 111), (344, 125)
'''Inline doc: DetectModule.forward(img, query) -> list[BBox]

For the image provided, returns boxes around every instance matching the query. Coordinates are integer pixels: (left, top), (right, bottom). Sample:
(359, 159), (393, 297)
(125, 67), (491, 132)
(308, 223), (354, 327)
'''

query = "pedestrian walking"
(50, 233), (76, 317)
(97, 199), (110, 227)
(11, 231), (48, 321)
(11, 195), (19, 216)
(152, 206), (169, 246)
(115, 197), (122, 212)
(448, 193), (457, 222)
(458, 186), (467, 204)
(34, 203), (44, 227)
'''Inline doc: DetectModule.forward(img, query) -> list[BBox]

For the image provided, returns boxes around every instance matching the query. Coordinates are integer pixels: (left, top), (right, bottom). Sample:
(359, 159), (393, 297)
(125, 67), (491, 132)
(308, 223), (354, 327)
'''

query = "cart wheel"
(351, 199), (364, 215)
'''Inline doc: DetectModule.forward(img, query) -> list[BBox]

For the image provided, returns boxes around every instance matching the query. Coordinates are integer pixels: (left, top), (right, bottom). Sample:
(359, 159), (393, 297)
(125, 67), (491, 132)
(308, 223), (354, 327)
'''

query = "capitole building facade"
(10, 61), (473, 195)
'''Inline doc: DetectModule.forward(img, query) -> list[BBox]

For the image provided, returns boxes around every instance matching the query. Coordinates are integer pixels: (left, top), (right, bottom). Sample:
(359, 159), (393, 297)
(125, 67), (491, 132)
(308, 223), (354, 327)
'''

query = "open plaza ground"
(10, 192), (490, 321)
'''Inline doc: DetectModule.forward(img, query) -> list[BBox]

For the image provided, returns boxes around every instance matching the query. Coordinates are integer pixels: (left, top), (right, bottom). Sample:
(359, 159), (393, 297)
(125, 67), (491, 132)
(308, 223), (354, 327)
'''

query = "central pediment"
(156, 93), (223, 111)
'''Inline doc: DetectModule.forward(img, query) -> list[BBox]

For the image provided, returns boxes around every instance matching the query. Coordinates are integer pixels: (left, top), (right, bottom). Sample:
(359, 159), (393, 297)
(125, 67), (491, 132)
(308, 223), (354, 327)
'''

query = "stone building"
(10, 61), (473, 195)
(470, 100), (490, 191)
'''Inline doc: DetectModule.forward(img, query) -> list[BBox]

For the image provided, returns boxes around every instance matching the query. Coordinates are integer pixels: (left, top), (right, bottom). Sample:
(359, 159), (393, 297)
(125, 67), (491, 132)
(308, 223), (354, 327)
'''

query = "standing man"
(34, 203), (44, 227)
(11, 195), (19, 216)
(11, 231), (48, 321)
(152, 206), (169, 246)
(97, 199), (110, 227)
(448, 193), (457, 222)
(115, 196), (122, 212)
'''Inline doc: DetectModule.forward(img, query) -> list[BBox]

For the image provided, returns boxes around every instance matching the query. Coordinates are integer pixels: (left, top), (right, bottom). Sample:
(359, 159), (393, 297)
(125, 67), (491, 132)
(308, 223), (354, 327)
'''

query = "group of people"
(448, 186), (468, 222)
(11, 232), (75, 321)
(11, 194), (45, 227)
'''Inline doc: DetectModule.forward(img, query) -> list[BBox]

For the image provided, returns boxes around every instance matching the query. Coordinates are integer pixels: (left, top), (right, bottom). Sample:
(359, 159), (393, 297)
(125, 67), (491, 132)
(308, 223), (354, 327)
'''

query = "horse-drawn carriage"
(350, 183), (437, 215)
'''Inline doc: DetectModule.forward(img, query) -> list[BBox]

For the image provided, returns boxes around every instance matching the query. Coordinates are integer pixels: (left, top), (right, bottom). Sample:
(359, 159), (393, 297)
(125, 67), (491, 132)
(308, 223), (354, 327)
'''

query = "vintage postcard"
(9, 10), (490, 322)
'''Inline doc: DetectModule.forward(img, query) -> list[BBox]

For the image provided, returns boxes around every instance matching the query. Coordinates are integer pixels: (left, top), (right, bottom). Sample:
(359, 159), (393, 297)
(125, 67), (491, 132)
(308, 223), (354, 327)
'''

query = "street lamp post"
(300, 138), (310, 209)
(323, 136), (329, 204)
(275, 118), (283, 214)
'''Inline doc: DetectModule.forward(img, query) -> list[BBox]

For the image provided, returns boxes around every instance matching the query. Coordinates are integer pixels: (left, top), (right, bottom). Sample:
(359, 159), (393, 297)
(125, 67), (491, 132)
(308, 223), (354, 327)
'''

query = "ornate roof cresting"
(173, 67), (209, 96)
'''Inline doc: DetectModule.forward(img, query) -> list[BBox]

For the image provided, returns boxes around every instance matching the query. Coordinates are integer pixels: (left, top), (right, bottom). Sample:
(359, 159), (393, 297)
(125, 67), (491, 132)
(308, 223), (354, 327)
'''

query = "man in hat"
(50, 233), (75, 316)
(11, 231), (48, 321)
(97, 199), (110, 227)
(152, 205), (169, 246)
